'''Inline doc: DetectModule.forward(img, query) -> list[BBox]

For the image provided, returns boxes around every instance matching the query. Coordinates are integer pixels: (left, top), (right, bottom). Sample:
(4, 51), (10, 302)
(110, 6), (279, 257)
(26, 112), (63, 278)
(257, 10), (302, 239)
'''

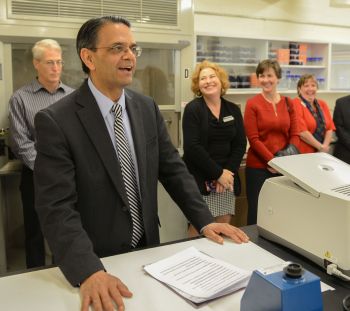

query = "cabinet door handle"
(164, 119), (172, 125)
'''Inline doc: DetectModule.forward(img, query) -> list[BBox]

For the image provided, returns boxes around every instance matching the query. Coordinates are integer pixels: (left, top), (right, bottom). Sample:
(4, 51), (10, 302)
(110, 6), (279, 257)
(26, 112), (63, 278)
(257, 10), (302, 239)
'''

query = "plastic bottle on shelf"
(290, 74), (299, 90)
(229, 75), (238, 89)
(279, 76), (286, 89)
(285, 70), (292, 89)
(238, 75), (250, 88)
(250, 73), (259, 88)
(279, 70), (287, 89)
(295, 74), (302, 89)
(317, 77), (326, 90)
(314, 57), (323, 65)
(307, 57), (315, 65)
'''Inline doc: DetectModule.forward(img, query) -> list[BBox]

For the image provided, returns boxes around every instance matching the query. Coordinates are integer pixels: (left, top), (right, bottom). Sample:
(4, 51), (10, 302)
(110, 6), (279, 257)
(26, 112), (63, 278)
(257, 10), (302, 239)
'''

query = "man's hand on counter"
(80, 270), (132, 311)
(202, 223), (249, 245)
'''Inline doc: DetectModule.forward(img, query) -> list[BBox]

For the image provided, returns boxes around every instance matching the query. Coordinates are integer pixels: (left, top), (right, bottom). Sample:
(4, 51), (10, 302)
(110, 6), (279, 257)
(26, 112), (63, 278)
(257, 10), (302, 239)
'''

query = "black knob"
(284, 263), (304, 278)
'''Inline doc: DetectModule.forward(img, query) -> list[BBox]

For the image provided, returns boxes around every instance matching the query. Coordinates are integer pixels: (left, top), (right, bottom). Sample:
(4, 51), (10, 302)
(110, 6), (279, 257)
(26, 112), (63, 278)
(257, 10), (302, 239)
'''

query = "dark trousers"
(20, 165), (45, 268)
(246, 167), (278, 225)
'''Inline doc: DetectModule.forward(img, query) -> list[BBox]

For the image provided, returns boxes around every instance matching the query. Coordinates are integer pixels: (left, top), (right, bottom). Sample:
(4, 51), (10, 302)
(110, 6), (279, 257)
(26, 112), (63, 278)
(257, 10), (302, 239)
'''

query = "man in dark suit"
(333, 95), (350, 164)
(34, 16), (249, 311)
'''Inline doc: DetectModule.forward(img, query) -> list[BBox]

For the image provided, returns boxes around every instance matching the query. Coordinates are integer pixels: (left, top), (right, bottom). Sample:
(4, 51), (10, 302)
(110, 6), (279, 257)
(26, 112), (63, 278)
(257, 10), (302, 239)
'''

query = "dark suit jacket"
(333, 95), (350, 164)
(34, 80), (214, 286)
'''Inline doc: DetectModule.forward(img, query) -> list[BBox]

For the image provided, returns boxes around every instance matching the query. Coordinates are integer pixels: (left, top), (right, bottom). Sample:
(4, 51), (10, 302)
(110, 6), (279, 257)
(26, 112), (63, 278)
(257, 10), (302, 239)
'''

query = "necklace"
(262, 92), (280, 104)
(206, 100), (221, 120)
(262, 92), (280, 116)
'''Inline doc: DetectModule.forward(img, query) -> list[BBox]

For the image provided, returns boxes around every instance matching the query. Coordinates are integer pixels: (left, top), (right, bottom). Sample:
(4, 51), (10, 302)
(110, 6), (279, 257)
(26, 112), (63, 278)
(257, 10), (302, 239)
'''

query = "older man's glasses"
(42, 60), (64, 67)
(91, 44), (142, 57)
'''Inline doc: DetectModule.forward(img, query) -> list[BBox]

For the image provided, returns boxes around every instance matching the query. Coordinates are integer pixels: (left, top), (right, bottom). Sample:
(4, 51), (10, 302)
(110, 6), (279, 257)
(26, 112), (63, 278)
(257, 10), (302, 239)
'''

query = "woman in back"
(182, 60), (246, 237)
(244, 59), (299, 225)
(293, 74), (335, 154)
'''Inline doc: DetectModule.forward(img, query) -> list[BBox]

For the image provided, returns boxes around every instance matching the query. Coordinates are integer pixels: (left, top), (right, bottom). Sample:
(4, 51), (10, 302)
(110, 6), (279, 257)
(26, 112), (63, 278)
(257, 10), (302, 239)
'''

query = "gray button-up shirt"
(8, 79), (74, 170)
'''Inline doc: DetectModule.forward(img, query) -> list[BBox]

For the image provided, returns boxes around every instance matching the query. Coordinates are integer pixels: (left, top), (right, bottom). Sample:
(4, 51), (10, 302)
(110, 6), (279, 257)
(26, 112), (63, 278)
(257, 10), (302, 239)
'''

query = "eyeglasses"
(91, 44), (142, 57)
(42, 60), (64, 67)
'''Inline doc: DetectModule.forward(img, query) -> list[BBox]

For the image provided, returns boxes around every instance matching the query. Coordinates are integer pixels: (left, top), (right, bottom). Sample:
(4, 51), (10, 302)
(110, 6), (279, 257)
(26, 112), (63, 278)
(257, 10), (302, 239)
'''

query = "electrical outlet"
(0, 138), (5, 156)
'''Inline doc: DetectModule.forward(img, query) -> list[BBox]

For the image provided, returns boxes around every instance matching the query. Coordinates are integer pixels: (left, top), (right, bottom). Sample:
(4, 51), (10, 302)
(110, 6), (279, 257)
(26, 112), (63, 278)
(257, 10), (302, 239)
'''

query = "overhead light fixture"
(330, 0), (350, 7)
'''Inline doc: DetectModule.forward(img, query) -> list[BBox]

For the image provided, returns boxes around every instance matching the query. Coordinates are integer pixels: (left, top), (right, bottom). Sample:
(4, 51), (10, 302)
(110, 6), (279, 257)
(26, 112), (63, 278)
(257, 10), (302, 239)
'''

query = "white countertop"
(0, 238), (286, 311)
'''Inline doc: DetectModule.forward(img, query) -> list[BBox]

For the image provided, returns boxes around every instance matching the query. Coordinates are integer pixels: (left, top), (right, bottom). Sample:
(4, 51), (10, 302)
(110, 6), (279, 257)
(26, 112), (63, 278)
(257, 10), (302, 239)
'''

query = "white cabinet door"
(157, 183), (188, 243)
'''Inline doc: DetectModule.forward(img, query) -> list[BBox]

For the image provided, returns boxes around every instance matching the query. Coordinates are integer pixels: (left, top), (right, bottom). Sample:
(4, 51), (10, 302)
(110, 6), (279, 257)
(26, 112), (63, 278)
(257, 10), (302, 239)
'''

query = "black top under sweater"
(182, 96), (247, 195)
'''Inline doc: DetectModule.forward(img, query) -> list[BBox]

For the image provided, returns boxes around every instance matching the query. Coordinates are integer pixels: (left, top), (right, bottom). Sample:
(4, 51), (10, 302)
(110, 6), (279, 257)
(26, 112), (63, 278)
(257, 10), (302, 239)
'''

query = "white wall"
(0, 43), (11, 154)
(193, 0), (350, 110)
(195, 0), (350, 41)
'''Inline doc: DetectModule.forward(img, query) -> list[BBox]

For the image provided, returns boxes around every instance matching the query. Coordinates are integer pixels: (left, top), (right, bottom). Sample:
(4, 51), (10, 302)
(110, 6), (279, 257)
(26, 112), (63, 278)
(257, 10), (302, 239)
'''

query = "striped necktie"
(112, 103), (144, 247)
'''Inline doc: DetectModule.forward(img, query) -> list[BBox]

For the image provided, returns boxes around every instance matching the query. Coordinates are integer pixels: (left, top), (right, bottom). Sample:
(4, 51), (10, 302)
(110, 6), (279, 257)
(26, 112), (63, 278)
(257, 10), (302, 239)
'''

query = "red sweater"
(293, 97), (336, 154)
(244, 94), (300, 168)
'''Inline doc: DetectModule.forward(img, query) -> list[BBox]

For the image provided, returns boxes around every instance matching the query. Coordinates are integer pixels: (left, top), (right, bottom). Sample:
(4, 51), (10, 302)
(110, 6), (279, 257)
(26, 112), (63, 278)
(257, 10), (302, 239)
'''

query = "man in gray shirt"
(8, 39), (74, 268)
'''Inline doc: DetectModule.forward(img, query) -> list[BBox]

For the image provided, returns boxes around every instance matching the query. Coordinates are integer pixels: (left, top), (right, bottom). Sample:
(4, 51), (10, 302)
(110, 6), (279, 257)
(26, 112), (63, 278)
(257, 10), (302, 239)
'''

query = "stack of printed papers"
(143, 246), (251, 304)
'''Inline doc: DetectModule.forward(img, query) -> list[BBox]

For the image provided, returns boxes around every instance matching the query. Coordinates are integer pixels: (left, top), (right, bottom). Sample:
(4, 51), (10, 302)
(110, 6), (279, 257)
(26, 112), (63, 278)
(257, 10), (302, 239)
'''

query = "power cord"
(326, 263), (350, 281)
(326, 264), (350, 310)
(344, 295), (350, 311)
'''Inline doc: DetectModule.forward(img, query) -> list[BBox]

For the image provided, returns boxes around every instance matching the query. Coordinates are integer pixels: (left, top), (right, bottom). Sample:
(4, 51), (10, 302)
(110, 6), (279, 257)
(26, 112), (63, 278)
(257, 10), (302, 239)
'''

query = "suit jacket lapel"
(75, 81), (129, 207)
(124, 90), (147, 201)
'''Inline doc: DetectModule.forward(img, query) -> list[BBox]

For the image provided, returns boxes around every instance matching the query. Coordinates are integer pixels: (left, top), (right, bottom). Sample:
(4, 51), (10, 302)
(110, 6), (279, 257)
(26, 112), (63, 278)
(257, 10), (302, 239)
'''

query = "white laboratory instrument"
(257, 152), (350, 277)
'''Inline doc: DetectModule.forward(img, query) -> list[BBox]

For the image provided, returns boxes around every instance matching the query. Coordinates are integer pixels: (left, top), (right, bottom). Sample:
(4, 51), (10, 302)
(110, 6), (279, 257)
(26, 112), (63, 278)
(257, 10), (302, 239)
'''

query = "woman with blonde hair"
(182, 60), (246, 237)
(293, 74), (335, 153)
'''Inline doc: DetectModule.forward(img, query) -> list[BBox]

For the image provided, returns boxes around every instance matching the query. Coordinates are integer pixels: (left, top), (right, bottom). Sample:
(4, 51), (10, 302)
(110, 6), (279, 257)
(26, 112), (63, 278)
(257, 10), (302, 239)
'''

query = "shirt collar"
(88, 78), (125, 118)
(32, 78), (67, 93)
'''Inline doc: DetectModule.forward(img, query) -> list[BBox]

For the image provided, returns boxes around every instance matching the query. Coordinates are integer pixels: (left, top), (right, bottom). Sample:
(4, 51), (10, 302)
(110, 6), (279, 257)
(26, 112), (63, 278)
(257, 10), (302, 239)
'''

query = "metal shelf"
(280, 65), (326, 69)
(196, 62), (326, 69)
(226, 89), (350, 95)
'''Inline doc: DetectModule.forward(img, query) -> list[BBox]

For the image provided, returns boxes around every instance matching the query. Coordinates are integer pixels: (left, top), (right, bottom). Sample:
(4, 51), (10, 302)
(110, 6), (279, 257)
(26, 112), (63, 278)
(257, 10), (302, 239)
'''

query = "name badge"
(223, 115), (234, 122)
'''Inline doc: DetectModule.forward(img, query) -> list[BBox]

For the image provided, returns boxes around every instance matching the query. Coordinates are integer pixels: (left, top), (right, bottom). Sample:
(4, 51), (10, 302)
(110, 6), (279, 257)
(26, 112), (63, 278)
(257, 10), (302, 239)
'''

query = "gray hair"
(32, 39), (62, 60)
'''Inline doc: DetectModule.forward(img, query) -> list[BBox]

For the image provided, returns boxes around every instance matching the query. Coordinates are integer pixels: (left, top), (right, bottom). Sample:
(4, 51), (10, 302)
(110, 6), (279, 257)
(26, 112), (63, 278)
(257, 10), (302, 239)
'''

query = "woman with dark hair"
(244, 59), (299, 225)
(293, 74), (335, 154)
(182, 60), (247, 237)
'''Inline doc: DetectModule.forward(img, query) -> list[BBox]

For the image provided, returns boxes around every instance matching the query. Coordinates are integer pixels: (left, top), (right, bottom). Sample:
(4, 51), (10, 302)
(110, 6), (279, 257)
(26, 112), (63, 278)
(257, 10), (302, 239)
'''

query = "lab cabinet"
(231, 166), (248, 228)
(196, 35), (350, 95)
(330, 44), (350, 90)
(11, 43), (180, 148)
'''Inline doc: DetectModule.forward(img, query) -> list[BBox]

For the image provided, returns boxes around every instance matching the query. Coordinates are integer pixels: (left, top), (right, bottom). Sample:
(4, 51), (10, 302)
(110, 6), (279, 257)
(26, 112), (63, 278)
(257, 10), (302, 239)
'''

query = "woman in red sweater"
(244, 59), (299, 225)
(293, 74), (335, 154)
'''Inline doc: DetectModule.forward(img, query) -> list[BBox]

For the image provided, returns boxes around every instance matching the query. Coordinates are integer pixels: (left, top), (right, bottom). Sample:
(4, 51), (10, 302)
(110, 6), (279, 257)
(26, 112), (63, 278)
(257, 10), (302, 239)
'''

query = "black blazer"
(182, 96), (247, 195)
(333, 95), (350, 164)
(34, 80), (214, 286)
